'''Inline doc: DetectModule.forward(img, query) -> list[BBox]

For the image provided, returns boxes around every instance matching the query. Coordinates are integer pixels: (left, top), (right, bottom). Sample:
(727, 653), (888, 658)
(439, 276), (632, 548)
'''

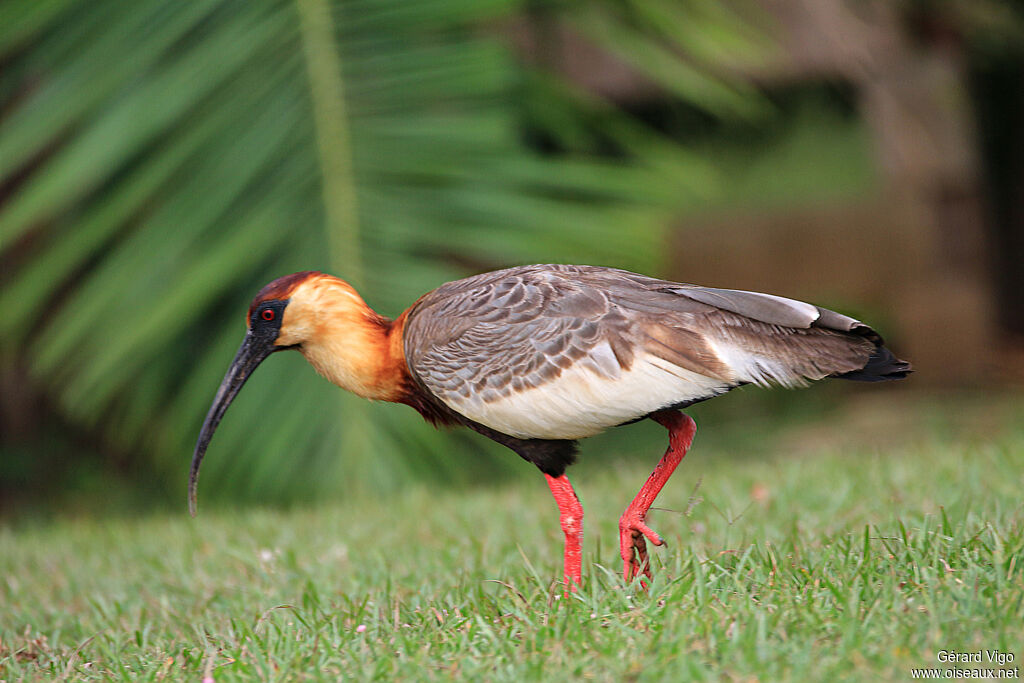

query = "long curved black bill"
(188, 331), (276, 517)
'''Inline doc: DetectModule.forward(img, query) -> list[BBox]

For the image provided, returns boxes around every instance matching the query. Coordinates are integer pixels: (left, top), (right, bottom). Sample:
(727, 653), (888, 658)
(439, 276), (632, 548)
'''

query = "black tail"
(834, 345), (913, 382)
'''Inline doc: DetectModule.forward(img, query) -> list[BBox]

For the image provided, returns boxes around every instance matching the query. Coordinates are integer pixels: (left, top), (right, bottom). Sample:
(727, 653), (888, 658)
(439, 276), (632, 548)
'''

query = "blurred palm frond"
(0, 0), (766, 503)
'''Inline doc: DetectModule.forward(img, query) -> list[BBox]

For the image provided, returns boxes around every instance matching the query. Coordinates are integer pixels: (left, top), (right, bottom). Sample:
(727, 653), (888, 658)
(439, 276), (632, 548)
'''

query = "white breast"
(443, 352), (730, 440)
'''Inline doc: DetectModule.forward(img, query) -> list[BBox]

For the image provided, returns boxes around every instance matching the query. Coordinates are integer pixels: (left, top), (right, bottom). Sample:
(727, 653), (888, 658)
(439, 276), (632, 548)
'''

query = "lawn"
(2, 392), (1023, 681)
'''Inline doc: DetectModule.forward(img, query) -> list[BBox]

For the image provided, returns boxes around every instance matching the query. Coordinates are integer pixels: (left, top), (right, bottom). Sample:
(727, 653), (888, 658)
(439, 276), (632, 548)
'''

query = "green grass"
(2, 394), (1023, 681)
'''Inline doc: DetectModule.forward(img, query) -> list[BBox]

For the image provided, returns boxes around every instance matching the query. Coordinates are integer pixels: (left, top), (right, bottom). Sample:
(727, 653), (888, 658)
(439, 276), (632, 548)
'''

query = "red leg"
(545, 473), (583, 590)
(619, 411), (696, 583)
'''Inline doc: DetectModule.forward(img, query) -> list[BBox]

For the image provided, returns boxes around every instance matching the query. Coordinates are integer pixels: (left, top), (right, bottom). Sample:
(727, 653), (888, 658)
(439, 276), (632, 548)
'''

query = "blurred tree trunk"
(853, 0), (994, 383)
(972, 50), (1024, 343)
(673, 0), (1001, 383)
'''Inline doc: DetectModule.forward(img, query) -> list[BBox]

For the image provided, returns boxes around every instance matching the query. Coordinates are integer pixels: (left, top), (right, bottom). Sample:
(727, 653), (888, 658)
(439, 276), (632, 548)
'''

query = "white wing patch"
(703, 337), (811, 389)
(442, 349), (731, 440)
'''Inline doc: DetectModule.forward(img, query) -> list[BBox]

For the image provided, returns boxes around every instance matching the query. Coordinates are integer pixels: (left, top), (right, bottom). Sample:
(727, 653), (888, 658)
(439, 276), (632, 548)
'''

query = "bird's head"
(188, 271), (401, 516)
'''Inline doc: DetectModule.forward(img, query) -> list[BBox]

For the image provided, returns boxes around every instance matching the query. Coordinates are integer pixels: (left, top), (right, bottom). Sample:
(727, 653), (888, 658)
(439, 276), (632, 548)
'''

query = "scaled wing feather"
(403, 265), (880, 439)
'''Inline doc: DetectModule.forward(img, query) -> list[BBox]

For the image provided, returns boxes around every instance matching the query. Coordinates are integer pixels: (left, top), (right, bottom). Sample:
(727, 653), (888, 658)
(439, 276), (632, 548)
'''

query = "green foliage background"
(0, 0), (781, 506)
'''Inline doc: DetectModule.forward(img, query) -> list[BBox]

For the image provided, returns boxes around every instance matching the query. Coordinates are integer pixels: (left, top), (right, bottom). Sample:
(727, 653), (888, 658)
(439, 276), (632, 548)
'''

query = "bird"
(189, 264), (911, 588)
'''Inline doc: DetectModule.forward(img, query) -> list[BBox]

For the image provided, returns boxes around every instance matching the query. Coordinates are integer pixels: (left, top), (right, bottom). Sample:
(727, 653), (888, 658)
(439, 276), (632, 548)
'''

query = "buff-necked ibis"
(189, 265), (911, 587)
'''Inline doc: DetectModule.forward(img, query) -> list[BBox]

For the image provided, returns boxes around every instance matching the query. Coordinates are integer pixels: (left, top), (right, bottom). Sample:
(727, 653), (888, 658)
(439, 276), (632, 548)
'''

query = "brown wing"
(601, 269), (907, 385)
(403, 264), (905, 438)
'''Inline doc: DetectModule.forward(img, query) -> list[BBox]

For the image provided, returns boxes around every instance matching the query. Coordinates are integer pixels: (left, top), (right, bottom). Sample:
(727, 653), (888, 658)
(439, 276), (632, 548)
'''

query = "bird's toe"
(619, 514), (663, 547)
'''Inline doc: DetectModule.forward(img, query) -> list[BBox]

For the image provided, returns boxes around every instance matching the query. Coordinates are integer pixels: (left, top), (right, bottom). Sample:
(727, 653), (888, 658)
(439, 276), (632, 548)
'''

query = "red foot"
(545, 473), (583, 591)
(620, 411), (696, 584)
(619, 512), (664, 584)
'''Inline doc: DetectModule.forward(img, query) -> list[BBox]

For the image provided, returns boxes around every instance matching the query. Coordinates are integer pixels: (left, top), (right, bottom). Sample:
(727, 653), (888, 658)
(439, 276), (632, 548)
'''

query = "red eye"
(261, 308), (275, 322)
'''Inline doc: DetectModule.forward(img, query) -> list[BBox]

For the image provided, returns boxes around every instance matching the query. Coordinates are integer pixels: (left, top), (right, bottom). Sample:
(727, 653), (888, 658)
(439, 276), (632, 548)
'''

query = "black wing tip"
(834, 345), (913, 382)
